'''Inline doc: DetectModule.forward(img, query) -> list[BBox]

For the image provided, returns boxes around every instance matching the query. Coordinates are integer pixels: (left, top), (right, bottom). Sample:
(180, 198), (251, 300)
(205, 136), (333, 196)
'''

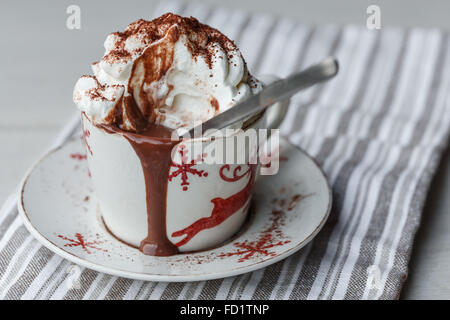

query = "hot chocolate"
(73, 13), (262, 256)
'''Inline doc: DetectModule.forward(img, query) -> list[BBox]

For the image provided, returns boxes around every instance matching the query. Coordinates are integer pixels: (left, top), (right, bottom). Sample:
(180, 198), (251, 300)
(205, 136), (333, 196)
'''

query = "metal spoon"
(183, 57), (339, 138)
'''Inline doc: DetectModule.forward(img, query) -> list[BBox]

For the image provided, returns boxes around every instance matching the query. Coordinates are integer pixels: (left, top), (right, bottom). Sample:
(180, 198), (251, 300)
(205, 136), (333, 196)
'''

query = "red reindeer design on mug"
(171, 164), (257, 247)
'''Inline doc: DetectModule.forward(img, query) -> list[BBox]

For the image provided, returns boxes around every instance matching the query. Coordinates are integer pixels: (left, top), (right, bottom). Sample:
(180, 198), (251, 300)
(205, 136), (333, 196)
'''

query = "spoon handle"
(185, 57), (339, 138)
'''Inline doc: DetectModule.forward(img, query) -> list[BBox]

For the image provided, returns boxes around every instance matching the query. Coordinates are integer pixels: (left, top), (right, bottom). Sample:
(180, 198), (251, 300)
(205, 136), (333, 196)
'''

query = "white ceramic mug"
(82, 76), (289, 253)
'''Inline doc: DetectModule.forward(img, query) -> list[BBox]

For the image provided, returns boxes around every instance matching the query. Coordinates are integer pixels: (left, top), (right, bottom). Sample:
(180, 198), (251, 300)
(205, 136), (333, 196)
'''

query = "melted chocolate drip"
(102, 124), (179, 256)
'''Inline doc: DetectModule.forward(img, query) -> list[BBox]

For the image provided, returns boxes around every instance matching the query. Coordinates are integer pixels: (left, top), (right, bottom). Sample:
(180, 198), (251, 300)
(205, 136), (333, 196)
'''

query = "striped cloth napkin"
(1, 0), (450, 300)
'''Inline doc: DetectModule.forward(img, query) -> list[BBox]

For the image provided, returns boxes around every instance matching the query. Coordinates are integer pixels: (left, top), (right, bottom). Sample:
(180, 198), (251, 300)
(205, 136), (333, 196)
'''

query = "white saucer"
(18, 136), (331, 282)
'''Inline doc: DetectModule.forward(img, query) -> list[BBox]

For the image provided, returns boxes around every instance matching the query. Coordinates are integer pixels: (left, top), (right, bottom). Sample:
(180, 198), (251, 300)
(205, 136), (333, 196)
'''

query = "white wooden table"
(1, 0), (449, 299)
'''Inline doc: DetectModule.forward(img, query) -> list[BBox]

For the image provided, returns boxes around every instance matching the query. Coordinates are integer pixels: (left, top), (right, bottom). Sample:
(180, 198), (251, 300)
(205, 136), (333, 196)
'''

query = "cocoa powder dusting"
(95, 13), (248, 133)
(101, 13), (241, 69)
(210, 97), (220, 112)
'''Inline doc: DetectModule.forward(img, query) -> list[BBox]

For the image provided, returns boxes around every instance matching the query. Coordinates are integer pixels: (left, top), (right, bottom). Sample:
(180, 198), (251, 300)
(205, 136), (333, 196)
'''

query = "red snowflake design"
(58, 233), (107, 254)
(218, 194), (306, 263)
(168, 145), (208, 191)
(219, 234), (290, 262)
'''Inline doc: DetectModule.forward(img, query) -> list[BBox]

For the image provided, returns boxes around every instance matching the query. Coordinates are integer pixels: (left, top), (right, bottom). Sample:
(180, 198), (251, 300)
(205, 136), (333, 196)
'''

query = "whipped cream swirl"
(73, 13), (261, 132)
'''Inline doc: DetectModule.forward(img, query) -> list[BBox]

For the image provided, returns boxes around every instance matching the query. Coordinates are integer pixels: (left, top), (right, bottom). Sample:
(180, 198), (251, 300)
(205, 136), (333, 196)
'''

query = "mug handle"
(258, 74), (290, 131)
(254, 75), (290, 180)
